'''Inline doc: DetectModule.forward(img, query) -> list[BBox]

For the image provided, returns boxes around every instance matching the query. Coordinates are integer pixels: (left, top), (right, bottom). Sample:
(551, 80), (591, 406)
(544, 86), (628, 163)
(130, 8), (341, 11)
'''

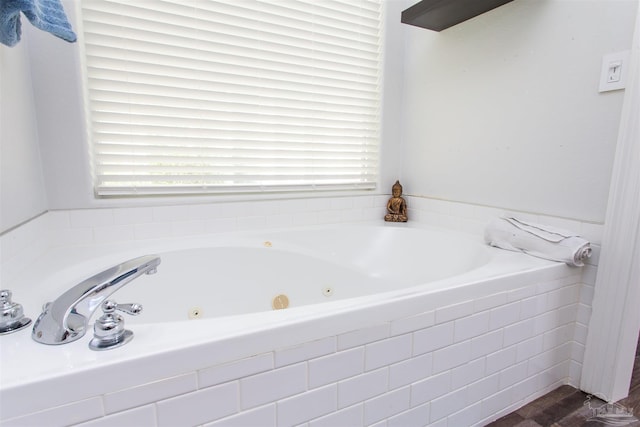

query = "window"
(80, 0), (382, 197)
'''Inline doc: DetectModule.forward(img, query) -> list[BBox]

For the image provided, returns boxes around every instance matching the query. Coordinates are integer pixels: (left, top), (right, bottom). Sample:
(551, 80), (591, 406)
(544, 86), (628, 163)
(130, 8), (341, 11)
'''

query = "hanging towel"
(484, 216), (592, 267)
(1, 0), (76, 47)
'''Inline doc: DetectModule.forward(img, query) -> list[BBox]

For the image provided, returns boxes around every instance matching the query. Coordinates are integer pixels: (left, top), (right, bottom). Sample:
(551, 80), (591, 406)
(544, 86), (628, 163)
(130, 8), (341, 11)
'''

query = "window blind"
(80, 0), (382, 197)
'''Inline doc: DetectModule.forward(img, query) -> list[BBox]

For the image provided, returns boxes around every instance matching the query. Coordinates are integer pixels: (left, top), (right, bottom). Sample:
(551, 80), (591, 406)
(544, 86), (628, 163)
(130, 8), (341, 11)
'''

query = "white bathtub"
(0, 222), (579, 426)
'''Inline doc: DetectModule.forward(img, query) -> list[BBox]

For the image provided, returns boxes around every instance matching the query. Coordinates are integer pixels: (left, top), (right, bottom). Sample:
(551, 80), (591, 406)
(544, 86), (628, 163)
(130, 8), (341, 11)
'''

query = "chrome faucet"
(32, 255), (160, 345)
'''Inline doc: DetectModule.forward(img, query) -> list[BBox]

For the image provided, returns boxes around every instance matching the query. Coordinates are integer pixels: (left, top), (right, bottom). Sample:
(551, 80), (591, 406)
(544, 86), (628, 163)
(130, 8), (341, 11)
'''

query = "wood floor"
(486, 336), (640, 426)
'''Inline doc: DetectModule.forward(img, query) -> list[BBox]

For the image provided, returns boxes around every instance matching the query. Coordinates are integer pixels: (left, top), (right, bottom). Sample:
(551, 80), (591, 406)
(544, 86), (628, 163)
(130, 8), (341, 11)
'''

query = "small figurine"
(385, 180), (408, 222)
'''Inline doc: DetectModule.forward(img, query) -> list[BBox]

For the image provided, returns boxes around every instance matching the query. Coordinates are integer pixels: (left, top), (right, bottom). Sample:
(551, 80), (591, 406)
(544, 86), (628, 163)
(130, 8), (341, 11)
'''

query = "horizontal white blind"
(80, 0), (382, 196)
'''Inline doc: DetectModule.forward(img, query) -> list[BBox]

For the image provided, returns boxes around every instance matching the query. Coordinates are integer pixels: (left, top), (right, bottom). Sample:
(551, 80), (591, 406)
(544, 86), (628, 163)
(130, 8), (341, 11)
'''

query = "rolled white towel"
(484, 216), (592, 267)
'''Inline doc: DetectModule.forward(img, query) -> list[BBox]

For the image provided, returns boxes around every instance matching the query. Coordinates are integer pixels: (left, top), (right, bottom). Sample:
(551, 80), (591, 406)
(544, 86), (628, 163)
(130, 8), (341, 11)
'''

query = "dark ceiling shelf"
(401, 0), (514, 32)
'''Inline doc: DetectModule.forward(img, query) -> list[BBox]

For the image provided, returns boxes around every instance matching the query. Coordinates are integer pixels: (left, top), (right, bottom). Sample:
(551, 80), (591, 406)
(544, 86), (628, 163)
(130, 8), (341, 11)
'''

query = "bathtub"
(0, 222), (581, 426)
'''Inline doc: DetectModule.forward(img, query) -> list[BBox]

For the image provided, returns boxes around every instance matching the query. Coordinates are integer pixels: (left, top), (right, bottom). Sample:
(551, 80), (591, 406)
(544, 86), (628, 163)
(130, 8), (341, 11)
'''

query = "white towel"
(484, 216), (592, 267)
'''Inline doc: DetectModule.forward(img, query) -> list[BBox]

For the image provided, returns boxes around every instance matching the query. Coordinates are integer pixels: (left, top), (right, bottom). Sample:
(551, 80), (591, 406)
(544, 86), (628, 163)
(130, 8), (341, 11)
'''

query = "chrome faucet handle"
(88, 300), (142, 351)
(32, 254), (160, 345)
(0, 290), (32, 335)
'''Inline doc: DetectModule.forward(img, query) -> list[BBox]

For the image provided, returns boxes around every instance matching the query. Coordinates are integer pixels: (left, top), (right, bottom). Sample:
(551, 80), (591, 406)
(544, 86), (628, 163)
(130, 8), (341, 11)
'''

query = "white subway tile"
(3, 397), (103, 427)
(413, 322), (454, 355)
(508, 286), (537, 302)
(447, 401), (483, 427)
(308, 347), (364, 389)
(571, 339), (586, 362)
(48, 210), (71, 229)
(104, 372), (197, 414)
(435, 300), (474, 324)
(266, 214), (294, 228)
(134, 222), (173, 240)
(509, 375), (539, 406)
(277, 385), (337, 427)
(113, 207), (153, 225)
(365, 334), (412, 371)
(157, 382), (238, 426)
(292, 212), (319, 226)
(363, 387), (411, 425)
(543, 324), (575, 351)
(579, 283), (595, 305)
(546, 285), (580, 310)
(410, 371), (451, 407)
(352, 196), (374, 208)
(489, 302), (521, 330)
(474, 292), (508, 312)
(330, 197), (354, 211)
(308, 404), (362, 427)
(387, 402), (430, 427)
(485, 346), (517, 375)
(49, 226), (93, 247)
(520, 294), (547, 319)
(276, 337), (335, 368)
(338, 368), (388, 409)
(389, 353), (433, 389)
(306, 198), (332, 212)
(237, 215), (267, 231)
(337, 323), (389, 351)
(205, 217), (238, 233)
(73, 405), (156, 427)
(454, 311), (490, 342)
(316, 209), (343, 224)
(204, 404), (276, 427)
(533, 311), (556, 336)
(503, 318), (535, 347)
(69, 209), (114, 228)
(574, 323), (589, 345)
(171, 219), (206, 236)
(152, 205), (193, 222)
(451, 357), (485, 390)
(516, 335), (544, 363)
(430, 387), (468, 423)
(527, 343), (572, 376)
(470, 329), (503, 360)
(390, 310), (435, 336)
(199, 353), (273, 388)
(569, 360), (583, 386)
(499, 361), (529, 388)
(466, 373), (500, 405)
(241, 363), (306, 409)
(433, 340), (471, 374)
(341, 208), (364, 223)
(538, 361), (571, 391)
(481, 387), (514, 420)
(113, 207), (154, 225)
(428, 417), (448, 427)
(93, 225), (136, 244)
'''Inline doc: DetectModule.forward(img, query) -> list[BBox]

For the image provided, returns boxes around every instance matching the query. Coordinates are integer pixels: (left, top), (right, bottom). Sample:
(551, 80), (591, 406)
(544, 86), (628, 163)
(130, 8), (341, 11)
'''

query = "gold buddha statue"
(384, 180), (408, 222)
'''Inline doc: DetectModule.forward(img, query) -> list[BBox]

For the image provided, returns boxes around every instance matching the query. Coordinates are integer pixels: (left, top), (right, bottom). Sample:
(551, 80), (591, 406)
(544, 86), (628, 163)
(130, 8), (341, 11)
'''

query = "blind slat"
(82, 0), (381, 196)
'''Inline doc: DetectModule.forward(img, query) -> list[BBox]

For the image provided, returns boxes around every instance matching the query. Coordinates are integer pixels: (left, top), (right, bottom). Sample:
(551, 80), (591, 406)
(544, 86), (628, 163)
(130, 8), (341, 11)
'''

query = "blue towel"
(1, 0), (77, 47)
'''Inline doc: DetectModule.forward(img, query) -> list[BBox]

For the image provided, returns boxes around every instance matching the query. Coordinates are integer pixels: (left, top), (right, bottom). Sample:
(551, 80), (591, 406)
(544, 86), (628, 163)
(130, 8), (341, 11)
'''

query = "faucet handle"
(112, 302), (143, 316)
(88, 300), (143, 351)
(0, 290), (32, 335)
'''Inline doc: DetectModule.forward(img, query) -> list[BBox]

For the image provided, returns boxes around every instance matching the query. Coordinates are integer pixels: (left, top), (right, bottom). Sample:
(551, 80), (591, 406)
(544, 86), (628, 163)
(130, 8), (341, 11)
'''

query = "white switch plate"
(599, 51), (630, 92)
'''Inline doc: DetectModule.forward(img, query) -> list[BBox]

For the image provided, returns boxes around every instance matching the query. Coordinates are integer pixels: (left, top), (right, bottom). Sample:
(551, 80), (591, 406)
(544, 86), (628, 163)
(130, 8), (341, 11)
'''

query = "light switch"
(599, 51), (630, 92)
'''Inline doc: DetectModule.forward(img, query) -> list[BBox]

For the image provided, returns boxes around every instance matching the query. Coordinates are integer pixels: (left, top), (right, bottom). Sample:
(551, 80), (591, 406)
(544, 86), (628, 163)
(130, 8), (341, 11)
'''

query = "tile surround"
(0, 195), (602, 426)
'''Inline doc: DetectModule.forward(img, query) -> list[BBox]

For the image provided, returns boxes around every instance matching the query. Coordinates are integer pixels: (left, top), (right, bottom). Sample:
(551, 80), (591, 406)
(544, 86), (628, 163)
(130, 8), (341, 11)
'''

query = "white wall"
(400, 0), (638, 223)
(1, 0), (637, 232)
(0, 37), (48, 232)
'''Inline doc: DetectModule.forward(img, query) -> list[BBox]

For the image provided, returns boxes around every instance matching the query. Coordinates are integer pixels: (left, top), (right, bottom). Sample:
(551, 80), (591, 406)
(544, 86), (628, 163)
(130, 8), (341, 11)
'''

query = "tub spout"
(32, 255), (161, 345)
